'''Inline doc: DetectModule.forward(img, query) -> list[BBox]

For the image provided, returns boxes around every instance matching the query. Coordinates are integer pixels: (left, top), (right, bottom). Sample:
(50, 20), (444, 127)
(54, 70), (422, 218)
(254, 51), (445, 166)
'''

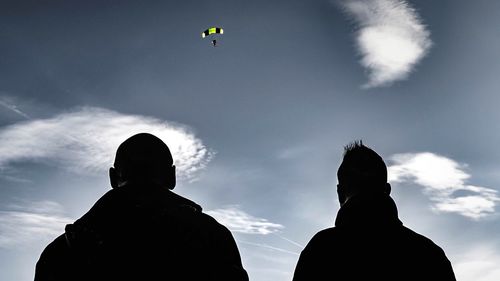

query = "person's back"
(35, 133), (248, 281)
(292, 141), (456, 281)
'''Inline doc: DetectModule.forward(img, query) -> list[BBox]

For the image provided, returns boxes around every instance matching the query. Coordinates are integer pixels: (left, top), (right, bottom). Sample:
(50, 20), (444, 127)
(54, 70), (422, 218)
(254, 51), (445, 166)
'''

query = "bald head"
(110, 133), (176, 189)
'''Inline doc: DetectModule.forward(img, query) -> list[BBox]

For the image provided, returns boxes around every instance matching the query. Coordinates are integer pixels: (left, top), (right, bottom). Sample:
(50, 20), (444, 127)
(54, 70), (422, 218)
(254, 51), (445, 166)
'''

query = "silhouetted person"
(35, 133), (248, 281)
(293, 141), (456, 281)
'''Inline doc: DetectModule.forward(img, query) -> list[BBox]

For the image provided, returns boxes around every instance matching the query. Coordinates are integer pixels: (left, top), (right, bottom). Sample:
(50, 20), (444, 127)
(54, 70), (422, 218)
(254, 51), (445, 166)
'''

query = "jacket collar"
(116, 182), (202, 212)
(335, 193), (402, 228)
(75, 183), (202, 227)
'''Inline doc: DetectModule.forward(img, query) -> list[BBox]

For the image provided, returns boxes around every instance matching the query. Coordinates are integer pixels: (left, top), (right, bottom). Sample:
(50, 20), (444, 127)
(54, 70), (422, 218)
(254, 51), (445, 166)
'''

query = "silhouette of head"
(109, 133), (176, 190)
(337, 140), (390, 205)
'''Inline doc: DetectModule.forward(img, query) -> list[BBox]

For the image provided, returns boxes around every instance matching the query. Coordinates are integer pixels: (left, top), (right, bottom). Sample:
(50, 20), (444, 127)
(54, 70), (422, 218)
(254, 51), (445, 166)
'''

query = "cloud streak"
(238, 240), (300, 256)
(0, 97), (30, 119)
(206, 206), (284, 235)
(0, 201), (72, 249)
(0, 107), (212, 181)
(388, 152), (500, 219)
(454, 245), (500, 281)
(338, 0), (432, 88)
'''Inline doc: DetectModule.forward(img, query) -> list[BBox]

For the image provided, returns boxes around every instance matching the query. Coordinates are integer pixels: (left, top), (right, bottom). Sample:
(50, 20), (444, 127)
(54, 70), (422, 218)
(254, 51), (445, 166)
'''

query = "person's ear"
(167, 165), (176, 190)
(384, 183), (391, 195)
(109, 167), (119, 189)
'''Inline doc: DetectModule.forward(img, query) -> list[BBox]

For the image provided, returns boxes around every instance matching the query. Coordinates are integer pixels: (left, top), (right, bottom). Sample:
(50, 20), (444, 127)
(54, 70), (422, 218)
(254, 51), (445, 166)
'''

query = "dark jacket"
(35, 184), (248, 281)
(293, 193), (456, 281)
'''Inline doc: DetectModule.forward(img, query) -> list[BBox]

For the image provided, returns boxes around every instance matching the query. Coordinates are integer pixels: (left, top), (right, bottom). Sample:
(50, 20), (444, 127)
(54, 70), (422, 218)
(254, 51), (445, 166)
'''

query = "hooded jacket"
(293, 193), (456, 281)
(35, 184), (248, 281)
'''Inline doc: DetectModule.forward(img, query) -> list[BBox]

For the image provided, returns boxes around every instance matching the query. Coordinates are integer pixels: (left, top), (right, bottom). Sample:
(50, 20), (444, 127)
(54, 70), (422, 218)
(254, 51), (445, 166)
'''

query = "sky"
(1, 0), (500, 280)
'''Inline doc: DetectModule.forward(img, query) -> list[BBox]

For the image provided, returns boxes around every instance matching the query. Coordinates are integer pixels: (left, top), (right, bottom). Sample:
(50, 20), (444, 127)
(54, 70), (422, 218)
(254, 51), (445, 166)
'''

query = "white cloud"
(338, 0), (432, 88)
(388, 152), (500, 219)
(206, 206), (284, 235)
(388, 152), (469, 192)
(454, 245), (500, 281)
(0, 107), (212, 181)
(0, 201), (72, 249)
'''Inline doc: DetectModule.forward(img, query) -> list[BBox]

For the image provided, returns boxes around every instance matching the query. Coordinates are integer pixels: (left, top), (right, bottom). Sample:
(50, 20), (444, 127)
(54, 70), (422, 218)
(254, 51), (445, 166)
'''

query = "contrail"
(274, 233), (304, 249)
(0, 99), (30, 119)
(237, 240), (300, 256)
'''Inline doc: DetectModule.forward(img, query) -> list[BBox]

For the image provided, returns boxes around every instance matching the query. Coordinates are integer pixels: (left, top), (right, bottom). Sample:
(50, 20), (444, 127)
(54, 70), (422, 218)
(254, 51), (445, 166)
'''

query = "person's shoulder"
(35, 233), (70, 274)
(312, 227), (340, 240)
(167, 191), (202, 212)
(401, 226), (439, 244)
(40, 234), (68, 256)
(399, 225), (455, 277)
(167, 192), (228, 231)
(74, 189), (121, 223)
(400, 225), (448, 254)
(93, 188), (124, 205)
(303, 227), (341, 249)
(198, 211), (232, 233)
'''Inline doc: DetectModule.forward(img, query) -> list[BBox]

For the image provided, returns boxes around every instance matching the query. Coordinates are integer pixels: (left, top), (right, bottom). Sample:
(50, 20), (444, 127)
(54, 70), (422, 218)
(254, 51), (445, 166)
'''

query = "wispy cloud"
(338, 0), (432, 88)
(0, 107), (212, 181)
(238, 240), (300, 256)
(388, 152), (500, 219)
(0, 97), (30, 119)
(206, 206), (284, 235)
(0, 200), (72, 249)
(454, 245), (500, 281)
(273, 233), (304, 249)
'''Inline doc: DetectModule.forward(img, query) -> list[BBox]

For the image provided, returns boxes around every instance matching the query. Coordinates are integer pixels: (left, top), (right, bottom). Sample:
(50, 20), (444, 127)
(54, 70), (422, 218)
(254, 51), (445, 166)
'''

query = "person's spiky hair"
(343, 140), (364, 156)
(338, 140), (387, 190)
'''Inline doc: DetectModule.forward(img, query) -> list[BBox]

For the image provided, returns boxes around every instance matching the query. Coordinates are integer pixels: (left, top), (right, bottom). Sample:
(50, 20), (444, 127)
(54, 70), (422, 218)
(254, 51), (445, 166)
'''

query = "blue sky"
(1, 1), (500, 280)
